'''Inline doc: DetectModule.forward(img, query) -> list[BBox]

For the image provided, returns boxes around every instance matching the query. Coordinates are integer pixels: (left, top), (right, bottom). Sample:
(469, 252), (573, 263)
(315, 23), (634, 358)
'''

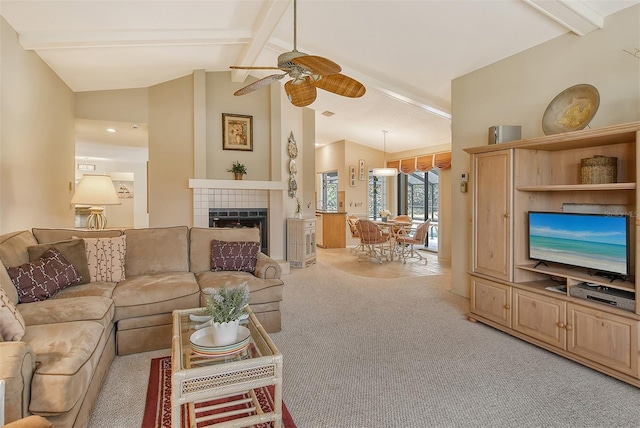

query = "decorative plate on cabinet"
(542, 84), (599, 135)
(287, 132), (298, 158)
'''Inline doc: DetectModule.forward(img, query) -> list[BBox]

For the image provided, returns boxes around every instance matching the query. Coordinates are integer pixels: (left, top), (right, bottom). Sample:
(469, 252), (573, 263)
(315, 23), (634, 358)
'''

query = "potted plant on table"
(203, 282), (250, 346)
(227, 161), (247, 180)
(379, 209), (392, 222)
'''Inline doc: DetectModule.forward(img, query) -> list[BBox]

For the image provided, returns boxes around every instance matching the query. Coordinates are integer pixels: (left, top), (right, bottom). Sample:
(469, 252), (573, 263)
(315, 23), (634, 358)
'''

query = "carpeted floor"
(89, 251), (640, 428)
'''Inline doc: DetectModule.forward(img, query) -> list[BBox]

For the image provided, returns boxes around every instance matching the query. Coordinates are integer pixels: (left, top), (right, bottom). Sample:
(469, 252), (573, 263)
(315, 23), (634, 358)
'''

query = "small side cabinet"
(287, 218), (316, 268)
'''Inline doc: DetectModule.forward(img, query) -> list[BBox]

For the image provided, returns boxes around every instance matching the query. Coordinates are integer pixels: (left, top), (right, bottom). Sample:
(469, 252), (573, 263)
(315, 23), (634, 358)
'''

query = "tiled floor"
(314, 246), (450, 278)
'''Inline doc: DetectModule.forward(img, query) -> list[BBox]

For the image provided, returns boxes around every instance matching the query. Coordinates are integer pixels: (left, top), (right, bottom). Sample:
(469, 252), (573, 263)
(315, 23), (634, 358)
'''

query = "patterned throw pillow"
(0, 286), (26, 341)
(7, 248), (81, 303)
(83, 236), (126, 282)
(28, 238), (91, 285)
(211, 239), (260, 272)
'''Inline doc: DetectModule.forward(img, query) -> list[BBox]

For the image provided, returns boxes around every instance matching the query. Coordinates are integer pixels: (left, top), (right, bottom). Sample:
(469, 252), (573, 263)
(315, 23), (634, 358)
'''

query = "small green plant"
(295, 198), (302, 213)
(227, 161), (247, 175)
(202, 283), (250, 323)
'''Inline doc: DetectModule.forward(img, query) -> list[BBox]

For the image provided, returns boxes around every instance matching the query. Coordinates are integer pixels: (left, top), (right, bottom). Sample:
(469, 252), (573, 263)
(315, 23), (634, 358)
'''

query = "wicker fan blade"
(234, 74), (286, 96)
(230, 66), (287, 71)
(314, 73), (366, 98)
(284, 77), (317, 107)
(291, 55), (341, 75)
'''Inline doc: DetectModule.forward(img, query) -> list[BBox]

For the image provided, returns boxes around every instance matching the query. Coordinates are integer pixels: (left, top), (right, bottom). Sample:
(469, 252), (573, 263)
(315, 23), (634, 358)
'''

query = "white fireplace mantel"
(189, 179), (286, 191)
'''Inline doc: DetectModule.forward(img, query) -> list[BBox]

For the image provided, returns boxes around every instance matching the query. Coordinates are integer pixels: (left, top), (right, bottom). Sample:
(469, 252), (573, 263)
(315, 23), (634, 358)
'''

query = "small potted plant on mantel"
(202, 283), (250, 346)
(228, 161), (247, 180)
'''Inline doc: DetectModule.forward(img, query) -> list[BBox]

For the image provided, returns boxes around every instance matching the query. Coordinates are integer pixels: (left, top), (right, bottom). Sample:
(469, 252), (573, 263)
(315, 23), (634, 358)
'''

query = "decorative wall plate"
(287, 132), (298, 158)
(289, 159), (297, 174)
(542, 84), (599, 135)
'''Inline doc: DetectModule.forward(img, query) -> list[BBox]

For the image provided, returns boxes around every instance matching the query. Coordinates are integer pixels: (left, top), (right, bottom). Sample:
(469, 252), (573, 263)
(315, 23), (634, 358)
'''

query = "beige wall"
(75, 88), (148, 123)
(148, 74), (194, 227)
(0, 18), (76, 233)
(205, 72), (271, 181)
(450, 6), (640, 297)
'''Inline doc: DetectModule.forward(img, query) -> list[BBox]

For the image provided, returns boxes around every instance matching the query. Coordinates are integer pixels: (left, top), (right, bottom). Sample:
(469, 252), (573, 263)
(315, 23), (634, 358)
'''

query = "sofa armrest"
(0, 342), (36, 424)
(254, 253), (281, 280)
(4, 415), (52, 428)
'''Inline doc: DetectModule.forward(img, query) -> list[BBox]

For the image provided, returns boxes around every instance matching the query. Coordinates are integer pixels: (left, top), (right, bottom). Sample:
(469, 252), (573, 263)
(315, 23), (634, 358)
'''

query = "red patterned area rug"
(141, 356), (296, 428)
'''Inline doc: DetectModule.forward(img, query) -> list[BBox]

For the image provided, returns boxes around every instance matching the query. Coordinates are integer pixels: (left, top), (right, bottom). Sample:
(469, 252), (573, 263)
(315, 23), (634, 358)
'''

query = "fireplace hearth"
(209, 208), (268, 255)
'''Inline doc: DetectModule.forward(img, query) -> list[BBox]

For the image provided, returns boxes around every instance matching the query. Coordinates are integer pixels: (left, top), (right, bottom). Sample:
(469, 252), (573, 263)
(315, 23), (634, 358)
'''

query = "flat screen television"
(527, 211), (631, 277)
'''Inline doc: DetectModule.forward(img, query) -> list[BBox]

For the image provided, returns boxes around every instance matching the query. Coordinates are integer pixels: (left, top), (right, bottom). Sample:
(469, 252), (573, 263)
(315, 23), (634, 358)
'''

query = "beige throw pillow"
(83, 236), (126, 282)
(28, 238), (90, 285)
(0, 286), (26, 341)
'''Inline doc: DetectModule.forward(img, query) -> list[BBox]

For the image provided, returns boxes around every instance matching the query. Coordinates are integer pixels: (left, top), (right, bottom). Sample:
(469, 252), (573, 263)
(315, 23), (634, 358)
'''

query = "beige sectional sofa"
(0, 226), (284, 427)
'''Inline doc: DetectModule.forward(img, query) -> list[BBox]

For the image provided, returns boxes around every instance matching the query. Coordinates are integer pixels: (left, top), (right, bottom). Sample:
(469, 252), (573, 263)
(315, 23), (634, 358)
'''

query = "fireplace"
(209, 208), (269, 255)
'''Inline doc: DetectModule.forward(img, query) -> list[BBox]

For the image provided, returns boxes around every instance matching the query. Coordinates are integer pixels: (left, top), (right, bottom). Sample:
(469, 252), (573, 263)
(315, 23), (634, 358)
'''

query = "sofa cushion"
(124, 226), (189, 276)
(0, 286), (26, 341)
(8, 249), (81, 303)
(196, 271), (283, 307)
(211, 239), (260, 272)
(0, 231), (38, 304)
(83, 236), (126, 282)
(17, 296), (114, 331)
(32, 228), (122, 244)
(24, 320), (108, 414)
(111, 272), (200, 321)
(52, 281), (117, 300)
(190, 227), (260, 273)
(28, 239), (91, 285)
(0, 230), (38, 268)
(0, 259), (19, 305)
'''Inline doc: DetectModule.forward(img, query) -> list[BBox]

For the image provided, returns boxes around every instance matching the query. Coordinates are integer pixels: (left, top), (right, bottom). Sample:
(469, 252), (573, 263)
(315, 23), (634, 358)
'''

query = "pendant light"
(373, 130), (398, 177)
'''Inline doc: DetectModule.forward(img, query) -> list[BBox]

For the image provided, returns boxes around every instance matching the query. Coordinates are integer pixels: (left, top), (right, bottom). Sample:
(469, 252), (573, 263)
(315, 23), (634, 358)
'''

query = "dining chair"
(396, 220), (430, 264)
(356, 219), (390, 263)
(347, 215), (364, 254)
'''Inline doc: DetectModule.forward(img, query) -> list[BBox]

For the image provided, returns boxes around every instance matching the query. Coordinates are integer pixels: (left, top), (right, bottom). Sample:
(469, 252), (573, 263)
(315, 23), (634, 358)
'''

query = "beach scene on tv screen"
(529, 213), (627, 275)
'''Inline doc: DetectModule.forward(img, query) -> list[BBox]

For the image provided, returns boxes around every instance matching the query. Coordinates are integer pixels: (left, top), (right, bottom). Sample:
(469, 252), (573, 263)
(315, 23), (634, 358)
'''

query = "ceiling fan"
(230, 0), (366, 107)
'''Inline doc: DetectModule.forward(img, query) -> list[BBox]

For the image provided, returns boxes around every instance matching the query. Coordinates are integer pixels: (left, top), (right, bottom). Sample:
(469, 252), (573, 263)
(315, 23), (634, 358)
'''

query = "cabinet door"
(473, 150), (512, 281)
(470, 277), (511, 328)
(513, 289), (566, 349)
(567, 303), (638, 377)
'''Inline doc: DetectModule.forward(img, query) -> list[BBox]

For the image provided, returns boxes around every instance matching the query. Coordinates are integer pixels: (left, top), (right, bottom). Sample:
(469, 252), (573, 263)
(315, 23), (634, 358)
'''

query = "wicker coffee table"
(170, 307), (283, 427)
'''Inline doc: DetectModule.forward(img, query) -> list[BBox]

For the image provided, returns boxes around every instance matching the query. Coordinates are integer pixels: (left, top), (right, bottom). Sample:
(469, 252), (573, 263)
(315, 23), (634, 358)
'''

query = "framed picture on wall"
(222, 113), (253, 151)
(358, 159), (365, 180)
(349, 165), (356, 187)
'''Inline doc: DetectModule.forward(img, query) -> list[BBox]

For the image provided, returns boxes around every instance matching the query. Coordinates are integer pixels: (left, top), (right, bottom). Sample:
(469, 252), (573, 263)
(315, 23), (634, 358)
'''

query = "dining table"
(371, 220), (413, 261)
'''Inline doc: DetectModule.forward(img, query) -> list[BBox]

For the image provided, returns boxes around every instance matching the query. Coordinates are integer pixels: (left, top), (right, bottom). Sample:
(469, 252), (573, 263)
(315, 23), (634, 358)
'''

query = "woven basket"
(580, 155), (617, 184)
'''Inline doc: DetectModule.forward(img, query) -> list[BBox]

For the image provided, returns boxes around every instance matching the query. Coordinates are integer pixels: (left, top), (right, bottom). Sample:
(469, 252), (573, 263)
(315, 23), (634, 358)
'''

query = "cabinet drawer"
(470, 277), (511, 328)
(567, 303), (638, 377)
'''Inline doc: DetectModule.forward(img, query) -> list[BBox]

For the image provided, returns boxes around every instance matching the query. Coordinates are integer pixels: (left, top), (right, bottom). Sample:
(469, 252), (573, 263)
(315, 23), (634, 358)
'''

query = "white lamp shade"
(373, 167), (398, 177)
(71, 174), (121, 206)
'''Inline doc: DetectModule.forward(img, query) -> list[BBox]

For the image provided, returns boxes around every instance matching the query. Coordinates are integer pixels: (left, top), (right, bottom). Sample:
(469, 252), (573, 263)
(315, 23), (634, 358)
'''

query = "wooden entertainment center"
(465, 121), (640, 387)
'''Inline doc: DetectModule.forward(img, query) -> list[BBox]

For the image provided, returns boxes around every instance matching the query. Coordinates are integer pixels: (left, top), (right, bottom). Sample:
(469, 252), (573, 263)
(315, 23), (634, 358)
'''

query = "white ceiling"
(1, 0), (637, 161)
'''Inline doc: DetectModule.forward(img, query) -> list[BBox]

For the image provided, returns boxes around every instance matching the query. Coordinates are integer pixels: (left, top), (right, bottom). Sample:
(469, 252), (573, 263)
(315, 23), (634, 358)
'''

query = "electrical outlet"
(460, 182), (468, 193)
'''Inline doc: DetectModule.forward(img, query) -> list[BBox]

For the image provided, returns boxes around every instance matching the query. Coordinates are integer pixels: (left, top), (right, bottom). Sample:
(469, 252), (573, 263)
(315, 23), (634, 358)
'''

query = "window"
(406, 170), (438, 223)
(319, 171), (338, 211)
(368, 171), (388, 219)
(399, 169), (439, 251)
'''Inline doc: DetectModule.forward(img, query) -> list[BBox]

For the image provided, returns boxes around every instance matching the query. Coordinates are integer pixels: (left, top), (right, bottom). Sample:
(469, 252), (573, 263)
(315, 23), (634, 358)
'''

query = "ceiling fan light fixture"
(373, 130), (398, 177)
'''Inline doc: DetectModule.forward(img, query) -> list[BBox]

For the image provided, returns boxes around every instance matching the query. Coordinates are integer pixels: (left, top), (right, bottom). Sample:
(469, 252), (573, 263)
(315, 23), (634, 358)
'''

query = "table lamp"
(71, 174), (121, 229)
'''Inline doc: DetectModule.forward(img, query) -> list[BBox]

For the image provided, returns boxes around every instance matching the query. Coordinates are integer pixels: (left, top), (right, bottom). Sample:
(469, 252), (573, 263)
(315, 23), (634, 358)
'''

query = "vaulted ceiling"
(2, 0), (637, 159)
